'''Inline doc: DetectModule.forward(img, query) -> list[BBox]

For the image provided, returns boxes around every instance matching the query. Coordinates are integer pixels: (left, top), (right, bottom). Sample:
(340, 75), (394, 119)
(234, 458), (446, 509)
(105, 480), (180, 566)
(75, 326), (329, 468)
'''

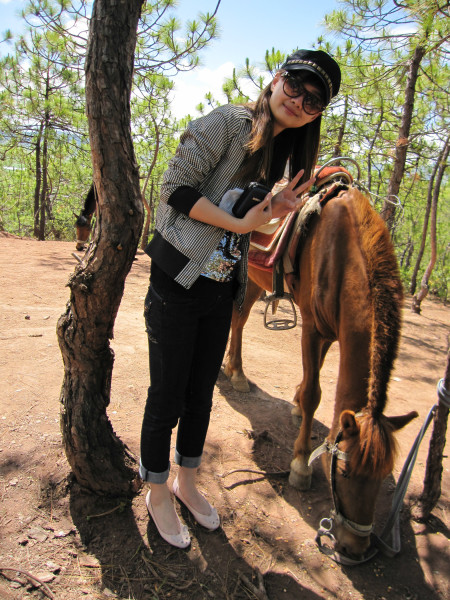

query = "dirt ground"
(0, 233), (449, 600)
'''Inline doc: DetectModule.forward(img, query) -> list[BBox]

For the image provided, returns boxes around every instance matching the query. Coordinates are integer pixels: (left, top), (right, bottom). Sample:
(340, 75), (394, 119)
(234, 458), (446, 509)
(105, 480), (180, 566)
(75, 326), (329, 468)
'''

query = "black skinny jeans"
(139, 263), (234, 484)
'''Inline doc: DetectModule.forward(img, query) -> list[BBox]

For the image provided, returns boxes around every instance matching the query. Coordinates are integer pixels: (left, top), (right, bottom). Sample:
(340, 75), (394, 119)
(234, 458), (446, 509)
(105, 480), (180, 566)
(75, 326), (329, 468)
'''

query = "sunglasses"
(281, 73), (325, 115)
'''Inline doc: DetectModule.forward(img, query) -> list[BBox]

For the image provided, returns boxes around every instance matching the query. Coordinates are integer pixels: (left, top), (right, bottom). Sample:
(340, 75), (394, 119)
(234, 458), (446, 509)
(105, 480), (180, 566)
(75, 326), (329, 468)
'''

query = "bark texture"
(383, 45), (426, 229)
(57, 0), (145, 495)
(411, 137), (449, 314)
(414, 351), (450, 520)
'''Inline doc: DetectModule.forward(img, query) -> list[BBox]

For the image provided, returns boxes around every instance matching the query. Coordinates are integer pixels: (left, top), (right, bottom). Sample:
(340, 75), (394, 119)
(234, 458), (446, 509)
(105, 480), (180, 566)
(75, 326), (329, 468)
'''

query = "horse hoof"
(231, 375), (250, 393)
(289, 458), (312, 490)
(289, 470), (312, 490)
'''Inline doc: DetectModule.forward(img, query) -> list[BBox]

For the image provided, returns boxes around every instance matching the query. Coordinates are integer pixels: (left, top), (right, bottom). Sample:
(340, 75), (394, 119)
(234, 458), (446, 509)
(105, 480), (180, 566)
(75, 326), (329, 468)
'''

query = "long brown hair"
(237, 73), (324, 188)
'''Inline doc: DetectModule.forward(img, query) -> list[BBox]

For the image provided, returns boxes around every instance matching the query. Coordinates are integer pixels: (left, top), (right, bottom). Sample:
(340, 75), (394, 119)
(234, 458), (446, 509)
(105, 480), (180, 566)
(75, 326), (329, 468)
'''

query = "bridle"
(308, 391), (445, 566)
(308, 426), (378, 566)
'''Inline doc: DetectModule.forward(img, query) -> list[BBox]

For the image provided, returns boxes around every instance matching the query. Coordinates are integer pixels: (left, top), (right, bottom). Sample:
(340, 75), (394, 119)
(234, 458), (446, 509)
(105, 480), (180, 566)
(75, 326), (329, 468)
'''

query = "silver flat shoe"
(146, 490), (191, 548)
(172, 477), (220, 531)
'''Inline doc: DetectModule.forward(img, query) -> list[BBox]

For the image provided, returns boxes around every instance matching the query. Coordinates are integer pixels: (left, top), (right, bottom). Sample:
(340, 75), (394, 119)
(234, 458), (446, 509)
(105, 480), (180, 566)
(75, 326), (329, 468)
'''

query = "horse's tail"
(351, 188), (404, 417)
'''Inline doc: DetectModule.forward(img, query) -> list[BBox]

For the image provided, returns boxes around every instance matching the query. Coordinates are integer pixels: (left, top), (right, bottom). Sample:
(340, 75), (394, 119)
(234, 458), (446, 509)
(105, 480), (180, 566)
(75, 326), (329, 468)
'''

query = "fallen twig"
(220, 468), (290, 478)
(141, 552), (195, 591)
(238, 570), (270, 600)
(0, 566), (55, 599)
(86, 501), (127, 521)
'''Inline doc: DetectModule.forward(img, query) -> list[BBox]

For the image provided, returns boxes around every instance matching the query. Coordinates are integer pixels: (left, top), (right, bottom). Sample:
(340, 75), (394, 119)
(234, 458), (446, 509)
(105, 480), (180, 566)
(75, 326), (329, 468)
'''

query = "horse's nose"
(335, 534), (370, 560)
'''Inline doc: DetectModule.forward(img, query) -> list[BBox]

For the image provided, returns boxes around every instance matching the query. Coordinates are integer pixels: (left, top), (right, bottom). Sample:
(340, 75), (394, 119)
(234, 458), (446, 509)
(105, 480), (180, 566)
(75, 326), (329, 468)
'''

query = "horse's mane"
(351, 188), (404, 415)
(346, 412), (398, 479)
(75, 214), (91, 227)
(81, 183), (96, 218)
(345, 188), (403, 478)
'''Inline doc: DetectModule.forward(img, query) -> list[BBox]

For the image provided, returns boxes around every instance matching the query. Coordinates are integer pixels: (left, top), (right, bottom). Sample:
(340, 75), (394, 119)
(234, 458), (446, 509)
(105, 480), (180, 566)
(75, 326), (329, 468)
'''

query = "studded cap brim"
(283, 58), (334, 104)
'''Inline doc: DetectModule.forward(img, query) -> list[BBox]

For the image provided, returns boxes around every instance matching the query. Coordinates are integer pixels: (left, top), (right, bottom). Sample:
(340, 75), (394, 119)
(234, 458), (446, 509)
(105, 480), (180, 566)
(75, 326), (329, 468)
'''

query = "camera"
(232, 182), (271, 219)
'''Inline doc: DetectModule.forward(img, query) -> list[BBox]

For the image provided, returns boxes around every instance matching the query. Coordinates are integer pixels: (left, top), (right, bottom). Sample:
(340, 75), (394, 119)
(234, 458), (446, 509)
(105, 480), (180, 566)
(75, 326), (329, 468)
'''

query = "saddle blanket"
(248, 166), (353, 273)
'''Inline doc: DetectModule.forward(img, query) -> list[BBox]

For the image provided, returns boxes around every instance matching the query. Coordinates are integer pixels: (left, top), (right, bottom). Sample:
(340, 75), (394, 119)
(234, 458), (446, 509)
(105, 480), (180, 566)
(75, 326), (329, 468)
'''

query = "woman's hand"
(188, 168), (315, 235)
(238, 194), (273, 233)
(189, 194), (273, 235)
(271, 169), (316, 219)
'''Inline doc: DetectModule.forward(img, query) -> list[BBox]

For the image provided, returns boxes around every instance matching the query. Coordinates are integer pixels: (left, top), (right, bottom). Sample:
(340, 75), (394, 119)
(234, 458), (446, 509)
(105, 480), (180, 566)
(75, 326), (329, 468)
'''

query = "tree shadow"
(68, 480), (325, 600)
(215, 370), (446, 600)
(38, 250), (80, 272)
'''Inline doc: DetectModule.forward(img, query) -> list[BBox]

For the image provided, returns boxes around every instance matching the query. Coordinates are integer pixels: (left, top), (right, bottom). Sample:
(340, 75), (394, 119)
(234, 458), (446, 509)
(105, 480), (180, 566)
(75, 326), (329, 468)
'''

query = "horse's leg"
(291, 338), (331, 427)
(331, 328), (371, 430)
(224, 278), (263, 392)
(289, 323), (330, 490)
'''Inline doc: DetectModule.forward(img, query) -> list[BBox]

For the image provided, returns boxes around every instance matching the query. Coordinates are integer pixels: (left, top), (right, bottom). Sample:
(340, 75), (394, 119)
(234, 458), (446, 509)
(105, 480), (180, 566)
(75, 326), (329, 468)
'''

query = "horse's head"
(74, 213), (92, 251)
(321, 409), (418, 561)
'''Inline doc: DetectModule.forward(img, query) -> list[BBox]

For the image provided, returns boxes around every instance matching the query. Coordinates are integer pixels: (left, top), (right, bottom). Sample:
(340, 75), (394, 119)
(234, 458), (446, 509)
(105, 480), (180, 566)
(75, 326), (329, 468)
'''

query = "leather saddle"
(248, 165), (353, 329)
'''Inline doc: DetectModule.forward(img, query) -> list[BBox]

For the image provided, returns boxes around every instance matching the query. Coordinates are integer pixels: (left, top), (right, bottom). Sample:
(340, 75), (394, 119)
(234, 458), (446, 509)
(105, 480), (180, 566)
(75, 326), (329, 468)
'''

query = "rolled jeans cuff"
(139, 459), (170, 484)
(174, 449), (202, 469)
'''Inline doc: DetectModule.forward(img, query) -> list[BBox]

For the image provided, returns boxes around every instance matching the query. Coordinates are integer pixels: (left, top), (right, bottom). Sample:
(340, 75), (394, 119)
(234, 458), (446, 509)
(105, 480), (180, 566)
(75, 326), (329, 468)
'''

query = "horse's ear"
(340, 410), (360, 438)
(386, 411), (418, 431)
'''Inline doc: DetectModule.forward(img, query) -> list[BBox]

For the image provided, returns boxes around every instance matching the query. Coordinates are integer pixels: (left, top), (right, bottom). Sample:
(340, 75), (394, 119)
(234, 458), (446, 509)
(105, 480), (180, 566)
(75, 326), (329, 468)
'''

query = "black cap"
(281, 49), (341, 104)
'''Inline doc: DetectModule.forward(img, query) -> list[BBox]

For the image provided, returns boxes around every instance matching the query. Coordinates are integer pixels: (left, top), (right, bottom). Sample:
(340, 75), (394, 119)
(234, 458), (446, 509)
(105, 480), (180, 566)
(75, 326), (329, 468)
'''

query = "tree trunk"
(383, 44), (426, 230)
(140, 117), (160, 250)
(38, 113), (49, 241)
(331, 94), (348, 161)
(33, 123), (43, 238)
(409, 163), (437, 294)
(140, 192), (151, 250)
(411, 138), (449, 314)
(400, 236), (414, 270)
(367, 105), (384, 192)
(410, 137), (449, 295)
(413, 349), (450, 521)
(57, 0), (145, 496)
(150, 181), (156, 234)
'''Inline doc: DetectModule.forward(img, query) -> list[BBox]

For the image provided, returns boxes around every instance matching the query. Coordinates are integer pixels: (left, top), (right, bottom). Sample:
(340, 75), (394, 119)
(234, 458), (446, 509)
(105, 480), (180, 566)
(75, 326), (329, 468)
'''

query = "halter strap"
(312, 402), (439, 565)
(308, 438), (348, 466)
(308, 425), (374, 541)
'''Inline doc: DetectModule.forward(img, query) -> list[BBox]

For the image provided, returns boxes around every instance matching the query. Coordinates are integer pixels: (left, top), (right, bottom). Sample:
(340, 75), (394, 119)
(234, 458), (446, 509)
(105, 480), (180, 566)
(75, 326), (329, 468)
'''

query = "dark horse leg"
(224, 276), (264, 392)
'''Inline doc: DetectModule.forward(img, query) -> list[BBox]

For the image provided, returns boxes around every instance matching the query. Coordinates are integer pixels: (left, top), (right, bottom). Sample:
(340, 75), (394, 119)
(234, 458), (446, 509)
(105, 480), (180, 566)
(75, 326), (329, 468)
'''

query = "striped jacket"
(145, 103), (255, 305)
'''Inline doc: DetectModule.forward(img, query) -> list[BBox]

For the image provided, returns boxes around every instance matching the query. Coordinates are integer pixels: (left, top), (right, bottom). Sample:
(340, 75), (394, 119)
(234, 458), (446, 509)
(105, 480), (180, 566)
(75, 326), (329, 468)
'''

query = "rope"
(372, 402), (437, 556)
(437, 378), (450, 408)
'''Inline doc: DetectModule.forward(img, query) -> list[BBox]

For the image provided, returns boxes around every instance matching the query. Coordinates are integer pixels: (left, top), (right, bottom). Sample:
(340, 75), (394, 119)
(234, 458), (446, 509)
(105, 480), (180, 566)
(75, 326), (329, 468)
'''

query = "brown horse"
(224, 186), (418, 560)
(74, 184), (96, 250)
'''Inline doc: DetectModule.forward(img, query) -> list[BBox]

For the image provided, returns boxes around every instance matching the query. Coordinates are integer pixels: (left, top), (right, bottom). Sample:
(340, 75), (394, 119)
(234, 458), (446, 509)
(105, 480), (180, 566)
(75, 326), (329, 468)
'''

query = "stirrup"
(263, 293), (297, 330)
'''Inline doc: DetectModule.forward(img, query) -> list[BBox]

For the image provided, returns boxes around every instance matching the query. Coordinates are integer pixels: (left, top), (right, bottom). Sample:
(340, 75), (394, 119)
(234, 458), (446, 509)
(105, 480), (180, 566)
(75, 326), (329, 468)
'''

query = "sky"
(0, 0), (341, 119)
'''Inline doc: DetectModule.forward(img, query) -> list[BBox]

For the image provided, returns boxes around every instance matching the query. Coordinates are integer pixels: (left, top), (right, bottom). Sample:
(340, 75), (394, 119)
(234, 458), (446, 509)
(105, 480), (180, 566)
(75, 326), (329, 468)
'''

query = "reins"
(310, 379), (450, 566)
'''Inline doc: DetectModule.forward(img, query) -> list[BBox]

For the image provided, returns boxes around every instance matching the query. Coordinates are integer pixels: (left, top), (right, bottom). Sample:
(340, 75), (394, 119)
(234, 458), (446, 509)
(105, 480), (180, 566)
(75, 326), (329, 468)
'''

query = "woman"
(140, 49), (341, 548)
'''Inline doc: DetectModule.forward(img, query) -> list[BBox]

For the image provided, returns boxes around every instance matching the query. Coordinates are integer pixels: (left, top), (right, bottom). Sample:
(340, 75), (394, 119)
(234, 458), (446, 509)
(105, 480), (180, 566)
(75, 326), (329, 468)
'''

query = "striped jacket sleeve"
(160, 106), (237, 211)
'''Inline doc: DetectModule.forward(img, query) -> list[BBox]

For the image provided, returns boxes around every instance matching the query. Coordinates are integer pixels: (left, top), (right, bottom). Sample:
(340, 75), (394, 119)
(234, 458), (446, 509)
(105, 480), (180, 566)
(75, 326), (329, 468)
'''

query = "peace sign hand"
(271, 169), (316, 219)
